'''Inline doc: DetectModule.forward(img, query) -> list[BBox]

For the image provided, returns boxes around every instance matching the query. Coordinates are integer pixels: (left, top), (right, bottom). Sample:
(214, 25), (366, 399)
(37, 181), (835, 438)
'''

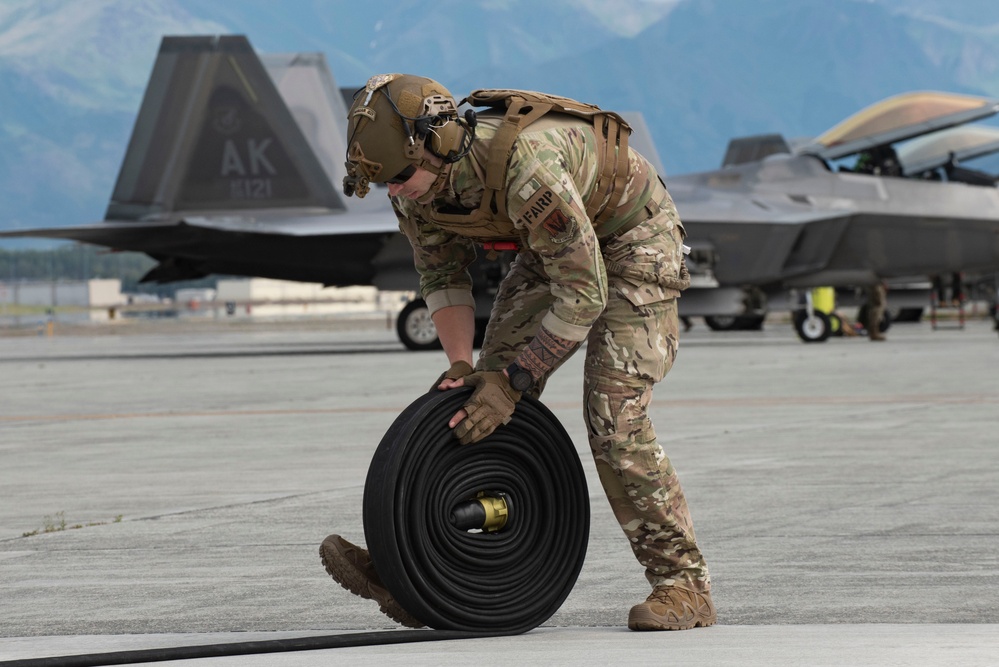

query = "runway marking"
(1, 393), (995, 423)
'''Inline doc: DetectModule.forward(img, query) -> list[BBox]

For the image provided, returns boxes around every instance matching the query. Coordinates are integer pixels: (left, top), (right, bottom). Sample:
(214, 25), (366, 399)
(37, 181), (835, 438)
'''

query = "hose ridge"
(363, 388), (589, 634)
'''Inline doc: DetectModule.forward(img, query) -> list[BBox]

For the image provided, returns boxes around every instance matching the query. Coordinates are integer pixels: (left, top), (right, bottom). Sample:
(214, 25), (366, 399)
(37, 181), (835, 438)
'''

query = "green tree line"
(0, 246), (215, 296)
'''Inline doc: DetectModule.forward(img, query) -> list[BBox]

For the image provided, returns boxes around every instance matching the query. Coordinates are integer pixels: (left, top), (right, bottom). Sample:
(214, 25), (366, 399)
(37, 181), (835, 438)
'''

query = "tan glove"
(454, 371), (522, 445)
(431, 360), (474, 391)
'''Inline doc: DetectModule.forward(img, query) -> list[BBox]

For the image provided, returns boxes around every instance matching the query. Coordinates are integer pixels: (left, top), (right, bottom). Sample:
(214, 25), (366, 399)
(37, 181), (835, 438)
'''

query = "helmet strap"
(414, 159), (452, 205)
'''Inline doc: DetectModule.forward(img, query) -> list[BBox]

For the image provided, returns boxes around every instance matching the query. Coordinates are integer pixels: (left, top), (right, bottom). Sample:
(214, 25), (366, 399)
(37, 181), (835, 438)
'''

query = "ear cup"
(427, 117), (467, 162)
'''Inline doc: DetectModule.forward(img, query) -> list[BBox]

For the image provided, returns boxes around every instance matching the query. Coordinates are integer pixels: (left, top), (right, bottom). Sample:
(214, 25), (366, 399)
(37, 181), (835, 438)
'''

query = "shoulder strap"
(463, 89), (633, 225)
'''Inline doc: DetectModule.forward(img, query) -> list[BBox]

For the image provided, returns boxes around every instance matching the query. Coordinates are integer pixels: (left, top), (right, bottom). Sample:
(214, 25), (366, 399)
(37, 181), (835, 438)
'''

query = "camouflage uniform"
(866, 282), (888, 340)
(394, 112), (710, 594)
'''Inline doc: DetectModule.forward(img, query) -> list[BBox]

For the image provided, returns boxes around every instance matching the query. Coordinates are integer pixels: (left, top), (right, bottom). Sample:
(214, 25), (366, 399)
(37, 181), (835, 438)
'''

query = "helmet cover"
(343, 74), (466, 197)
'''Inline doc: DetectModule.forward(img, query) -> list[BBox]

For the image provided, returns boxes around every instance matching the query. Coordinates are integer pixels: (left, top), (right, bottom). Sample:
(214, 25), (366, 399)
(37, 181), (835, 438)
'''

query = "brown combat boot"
(867, 317), (886, 341)
(319, 534), (424, 628)
(628, 586), (717, 631)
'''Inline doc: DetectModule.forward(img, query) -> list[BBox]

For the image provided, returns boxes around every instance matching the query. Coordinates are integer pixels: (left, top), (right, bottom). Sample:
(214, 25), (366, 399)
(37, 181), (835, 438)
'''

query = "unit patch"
(518, 186), (576, 244)
(542, 209), (576, 244)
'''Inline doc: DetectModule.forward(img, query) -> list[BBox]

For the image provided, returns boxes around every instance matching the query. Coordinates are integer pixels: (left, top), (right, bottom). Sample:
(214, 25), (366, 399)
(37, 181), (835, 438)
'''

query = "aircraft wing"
(0, 221), (194, 247)
(0, 210), (400, 245)
(0, 211), (404, 286)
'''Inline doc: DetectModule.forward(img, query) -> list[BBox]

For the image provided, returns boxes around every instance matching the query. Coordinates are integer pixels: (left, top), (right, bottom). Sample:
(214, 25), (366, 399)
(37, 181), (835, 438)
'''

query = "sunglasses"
(385, 164), (417, 185)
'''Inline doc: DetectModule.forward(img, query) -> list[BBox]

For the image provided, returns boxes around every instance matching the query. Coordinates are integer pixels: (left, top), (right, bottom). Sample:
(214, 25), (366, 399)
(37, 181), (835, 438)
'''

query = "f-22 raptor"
(675, 90), (999, 339)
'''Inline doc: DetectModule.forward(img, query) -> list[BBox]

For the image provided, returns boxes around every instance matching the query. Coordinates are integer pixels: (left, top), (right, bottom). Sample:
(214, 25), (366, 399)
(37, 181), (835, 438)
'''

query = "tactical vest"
(420, 90), (633, 241)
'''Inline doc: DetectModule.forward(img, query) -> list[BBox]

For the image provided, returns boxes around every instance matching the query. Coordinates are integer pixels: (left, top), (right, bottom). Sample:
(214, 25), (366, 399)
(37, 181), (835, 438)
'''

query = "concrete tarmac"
(1, 315), (997, 665)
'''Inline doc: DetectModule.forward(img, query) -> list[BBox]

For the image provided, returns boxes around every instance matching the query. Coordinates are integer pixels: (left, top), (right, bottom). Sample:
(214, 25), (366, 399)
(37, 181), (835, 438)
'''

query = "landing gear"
(793, 309), (832, 343)
(395, 299), (488, 350)
(703, 314), (766, 331)
(396, 299), (442, 351)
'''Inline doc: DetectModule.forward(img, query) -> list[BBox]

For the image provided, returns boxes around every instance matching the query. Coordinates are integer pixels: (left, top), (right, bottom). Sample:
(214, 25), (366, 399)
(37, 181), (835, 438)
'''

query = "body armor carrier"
(420, 90), (633, 241)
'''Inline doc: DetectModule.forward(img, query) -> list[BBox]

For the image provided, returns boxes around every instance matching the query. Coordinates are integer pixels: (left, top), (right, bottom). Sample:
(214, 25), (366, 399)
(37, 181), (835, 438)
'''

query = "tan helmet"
(343, 73), (473, 198)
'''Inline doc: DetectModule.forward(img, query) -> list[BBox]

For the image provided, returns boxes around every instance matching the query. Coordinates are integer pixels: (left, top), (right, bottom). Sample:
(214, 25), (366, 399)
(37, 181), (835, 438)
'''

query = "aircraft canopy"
(897, 125), (999, 175)
(803, 91), (999, 160)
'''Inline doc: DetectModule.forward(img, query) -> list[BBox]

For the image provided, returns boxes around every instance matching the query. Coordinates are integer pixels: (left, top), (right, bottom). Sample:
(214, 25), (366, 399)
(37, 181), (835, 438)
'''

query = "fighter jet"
(669, 90), (999, 340)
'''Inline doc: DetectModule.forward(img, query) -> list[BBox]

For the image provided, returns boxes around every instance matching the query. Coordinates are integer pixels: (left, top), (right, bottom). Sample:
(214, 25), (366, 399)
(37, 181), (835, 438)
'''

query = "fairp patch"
(517, 187), (576, 244)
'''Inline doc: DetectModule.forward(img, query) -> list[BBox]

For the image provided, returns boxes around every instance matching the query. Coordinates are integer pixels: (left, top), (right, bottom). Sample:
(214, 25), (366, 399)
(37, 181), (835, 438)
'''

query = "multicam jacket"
(392, 112), (682, 342)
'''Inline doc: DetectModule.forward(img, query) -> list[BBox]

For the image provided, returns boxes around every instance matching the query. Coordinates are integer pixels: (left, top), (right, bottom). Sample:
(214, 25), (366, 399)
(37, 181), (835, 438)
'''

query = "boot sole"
(319, 535), (424, 629)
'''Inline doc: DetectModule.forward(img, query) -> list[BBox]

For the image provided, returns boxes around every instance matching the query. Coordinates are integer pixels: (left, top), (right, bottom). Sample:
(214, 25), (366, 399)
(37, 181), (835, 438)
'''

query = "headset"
(343, 79), (477, 197)
(380, 88), (478, 164)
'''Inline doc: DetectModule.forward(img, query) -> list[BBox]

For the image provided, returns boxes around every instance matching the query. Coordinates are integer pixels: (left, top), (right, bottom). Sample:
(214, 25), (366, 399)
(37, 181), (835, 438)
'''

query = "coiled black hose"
(364, 388), (590, 634)
(2, 390), (589, 666)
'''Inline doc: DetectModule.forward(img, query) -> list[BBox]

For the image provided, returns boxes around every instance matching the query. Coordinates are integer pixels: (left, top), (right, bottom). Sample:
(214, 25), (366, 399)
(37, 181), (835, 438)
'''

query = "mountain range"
(2, 0), (999, 243)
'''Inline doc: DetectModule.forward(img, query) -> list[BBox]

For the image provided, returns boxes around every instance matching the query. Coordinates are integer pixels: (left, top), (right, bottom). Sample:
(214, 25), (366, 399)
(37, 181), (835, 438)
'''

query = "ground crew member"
(866, 282), (887, 341)
(321, 74), (714, 631)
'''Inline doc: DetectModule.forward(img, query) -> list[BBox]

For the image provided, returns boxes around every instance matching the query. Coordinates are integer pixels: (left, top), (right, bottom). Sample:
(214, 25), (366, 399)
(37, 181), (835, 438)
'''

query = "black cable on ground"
(0, 630), (491, 667)
(364, 388), (590, 634)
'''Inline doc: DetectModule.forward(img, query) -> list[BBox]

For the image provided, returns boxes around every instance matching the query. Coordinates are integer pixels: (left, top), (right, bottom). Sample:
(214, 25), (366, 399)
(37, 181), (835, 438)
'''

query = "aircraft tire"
(397, 299), (443, 351)
(362, 388), (589, 633)
(737, 314), (766, 330)
(793, 309), (832, 343)
(890, 307), (923, 323)
(704, 314), (765, 331)
(704, 315), (740, 331)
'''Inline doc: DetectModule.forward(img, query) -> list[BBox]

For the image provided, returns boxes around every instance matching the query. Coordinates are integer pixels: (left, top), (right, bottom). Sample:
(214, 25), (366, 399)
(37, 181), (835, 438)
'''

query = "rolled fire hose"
(364, 387), (590, 634)
(3, 390), (589, 666)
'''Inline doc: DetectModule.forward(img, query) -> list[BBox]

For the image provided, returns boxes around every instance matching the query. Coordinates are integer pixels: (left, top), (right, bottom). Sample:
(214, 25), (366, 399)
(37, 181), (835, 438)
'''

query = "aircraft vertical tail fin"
(106, 35), (344, 222)
(260, 52), (352, 194)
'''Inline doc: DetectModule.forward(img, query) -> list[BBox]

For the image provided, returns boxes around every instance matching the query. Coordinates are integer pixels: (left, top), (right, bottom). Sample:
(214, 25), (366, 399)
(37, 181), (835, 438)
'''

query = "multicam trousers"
(476, 208), (711, 593)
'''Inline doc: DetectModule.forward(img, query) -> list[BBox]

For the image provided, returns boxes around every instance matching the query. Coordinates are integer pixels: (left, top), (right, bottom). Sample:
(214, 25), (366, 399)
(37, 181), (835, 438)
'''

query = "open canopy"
(896, 124), (999, 175)
(801, 91), (999, 160)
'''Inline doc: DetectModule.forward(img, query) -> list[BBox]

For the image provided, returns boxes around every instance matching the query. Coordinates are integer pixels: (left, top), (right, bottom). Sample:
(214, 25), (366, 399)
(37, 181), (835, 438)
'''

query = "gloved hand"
(453, 370), (522, 445)
(431, 360), (474, 392)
